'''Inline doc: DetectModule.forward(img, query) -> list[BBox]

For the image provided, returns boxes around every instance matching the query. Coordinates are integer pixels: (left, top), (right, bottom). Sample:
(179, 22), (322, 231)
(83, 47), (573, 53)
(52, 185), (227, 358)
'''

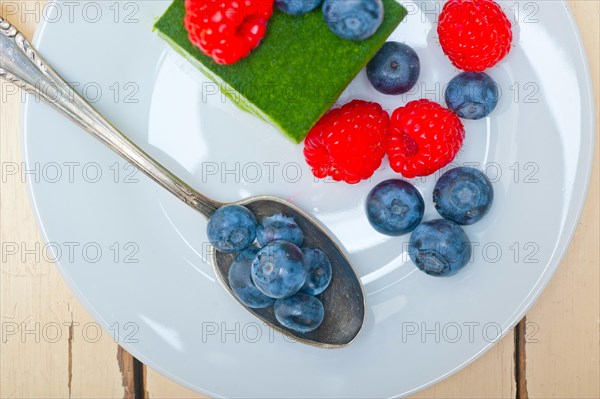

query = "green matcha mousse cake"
(155, 0), (407, 143)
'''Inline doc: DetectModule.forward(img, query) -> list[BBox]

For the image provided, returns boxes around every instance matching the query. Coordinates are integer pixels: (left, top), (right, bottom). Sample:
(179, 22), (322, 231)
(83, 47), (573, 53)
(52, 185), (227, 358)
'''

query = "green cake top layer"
(155, 0), (407, 143)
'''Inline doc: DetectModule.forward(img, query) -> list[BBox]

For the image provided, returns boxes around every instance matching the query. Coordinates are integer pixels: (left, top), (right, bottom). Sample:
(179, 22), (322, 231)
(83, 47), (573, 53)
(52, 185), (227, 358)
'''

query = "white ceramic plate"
(23, 0), (594, 397)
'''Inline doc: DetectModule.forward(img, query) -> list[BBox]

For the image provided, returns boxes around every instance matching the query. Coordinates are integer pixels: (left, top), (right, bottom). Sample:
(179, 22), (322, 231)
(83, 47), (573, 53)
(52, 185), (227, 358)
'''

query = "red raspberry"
(184, 0), (273, 65)
(387, 99), (465, 178)
(304, 100), (390, 184)
(437, 0), (512, 72)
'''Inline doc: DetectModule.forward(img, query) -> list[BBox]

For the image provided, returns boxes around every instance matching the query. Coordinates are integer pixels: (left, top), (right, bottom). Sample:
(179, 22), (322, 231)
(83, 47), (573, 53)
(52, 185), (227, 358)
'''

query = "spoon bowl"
(0, 16), (365, 348)
(213, 196), (365, 347)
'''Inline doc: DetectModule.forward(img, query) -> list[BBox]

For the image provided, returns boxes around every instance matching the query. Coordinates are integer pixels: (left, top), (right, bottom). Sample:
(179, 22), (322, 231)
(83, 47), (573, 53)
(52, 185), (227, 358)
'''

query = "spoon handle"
(0, 17), (221, 217)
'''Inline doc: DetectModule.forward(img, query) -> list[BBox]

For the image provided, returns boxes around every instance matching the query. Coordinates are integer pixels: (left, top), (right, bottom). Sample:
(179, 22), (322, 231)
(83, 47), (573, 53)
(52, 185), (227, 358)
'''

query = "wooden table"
(1, 1), (598, 397)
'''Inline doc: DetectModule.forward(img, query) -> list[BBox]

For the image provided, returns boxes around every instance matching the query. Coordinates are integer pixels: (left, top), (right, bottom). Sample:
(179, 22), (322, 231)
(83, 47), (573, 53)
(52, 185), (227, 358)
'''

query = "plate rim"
(20, 0), (597, 397)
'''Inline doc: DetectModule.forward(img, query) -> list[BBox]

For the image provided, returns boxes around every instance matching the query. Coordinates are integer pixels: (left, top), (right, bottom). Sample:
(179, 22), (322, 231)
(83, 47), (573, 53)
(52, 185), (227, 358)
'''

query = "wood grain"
(146, 369), (205, 399)
(0, 0), (598, 398)
(515, 318), (528, 399)
(522, 4), (600, 398)
(410, 331), (516, 399)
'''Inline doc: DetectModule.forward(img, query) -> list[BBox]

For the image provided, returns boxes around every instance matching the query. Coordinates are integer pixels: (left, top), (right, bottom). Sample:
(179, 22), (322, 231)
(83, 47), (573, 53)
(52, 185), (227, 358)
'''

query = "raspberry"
(437, 0), (512, 72)
(184, 0), (273, 65)
(304, 100), (390, 184)
(387, 99), (465, 178)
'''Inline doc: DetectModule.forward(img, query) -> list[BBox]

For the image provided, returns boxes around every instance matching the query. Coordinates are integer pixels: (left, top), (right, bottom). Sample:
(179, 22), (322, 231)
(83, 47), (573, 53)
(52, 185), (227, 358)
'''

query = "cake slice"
(155, 0), (407, 143)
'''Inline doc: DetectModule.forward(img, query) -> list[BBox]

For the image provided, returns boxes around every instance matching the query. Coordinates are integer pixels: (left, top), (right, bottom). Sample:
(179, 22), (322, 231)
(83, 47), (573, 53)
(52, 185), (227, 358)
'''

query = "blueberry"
(257, 213), (304, 247)
(301, 248), (332, 295)
(228, 247), (275, 309)
(322, 0), (384, 41)
(276, 0), (322, 15)
(445, 72), (499, 120)
(366, 179), (425, 236)
(274, 293), (325, 333)
(207, 205), (257, 253)
(251, 241), (306, 298)
(433, 167), (494, 225)
(367, 42), (420, 95)
(408, 219), (471, 277)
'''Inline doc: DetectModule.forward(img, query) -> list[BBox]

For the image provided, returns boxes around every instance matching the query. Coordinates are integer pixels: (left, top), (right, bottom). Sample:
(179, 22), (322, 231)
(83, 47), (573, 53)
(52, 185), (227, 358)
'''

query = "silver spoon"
(0, 17), (365, 347)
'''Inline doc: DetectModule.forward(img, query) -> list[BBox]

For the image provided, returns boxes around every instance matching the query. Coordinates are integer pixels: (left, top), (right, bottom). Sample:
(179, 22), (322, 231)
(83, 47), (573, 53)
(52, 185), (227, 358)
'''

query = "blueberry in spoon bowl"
(251, 241), (307, 299)
(228, 247), (275, 309)
(211, 198), (365, 347)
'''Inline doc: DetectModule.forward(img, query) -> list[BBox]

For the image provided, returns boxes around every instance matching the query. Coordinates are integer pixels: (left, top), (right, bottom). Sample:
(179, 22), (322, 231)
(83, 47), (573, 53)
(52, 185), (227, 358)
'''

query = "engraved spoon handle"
(0, 16), (221, 217)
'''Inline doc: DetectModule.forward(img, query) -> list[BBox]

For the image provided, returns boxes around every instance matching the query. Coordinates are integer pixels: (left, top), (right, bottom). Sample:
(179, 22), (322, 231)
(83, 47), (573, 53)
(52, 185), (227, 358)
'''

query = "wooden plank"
(117, 347), (139, 399)
(145, 368), (206, 399)
(523, 2), (600, 398)
(411, 331), (516, 399)
(0, 5), (131, 398)
(515, 319), (528, 399)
